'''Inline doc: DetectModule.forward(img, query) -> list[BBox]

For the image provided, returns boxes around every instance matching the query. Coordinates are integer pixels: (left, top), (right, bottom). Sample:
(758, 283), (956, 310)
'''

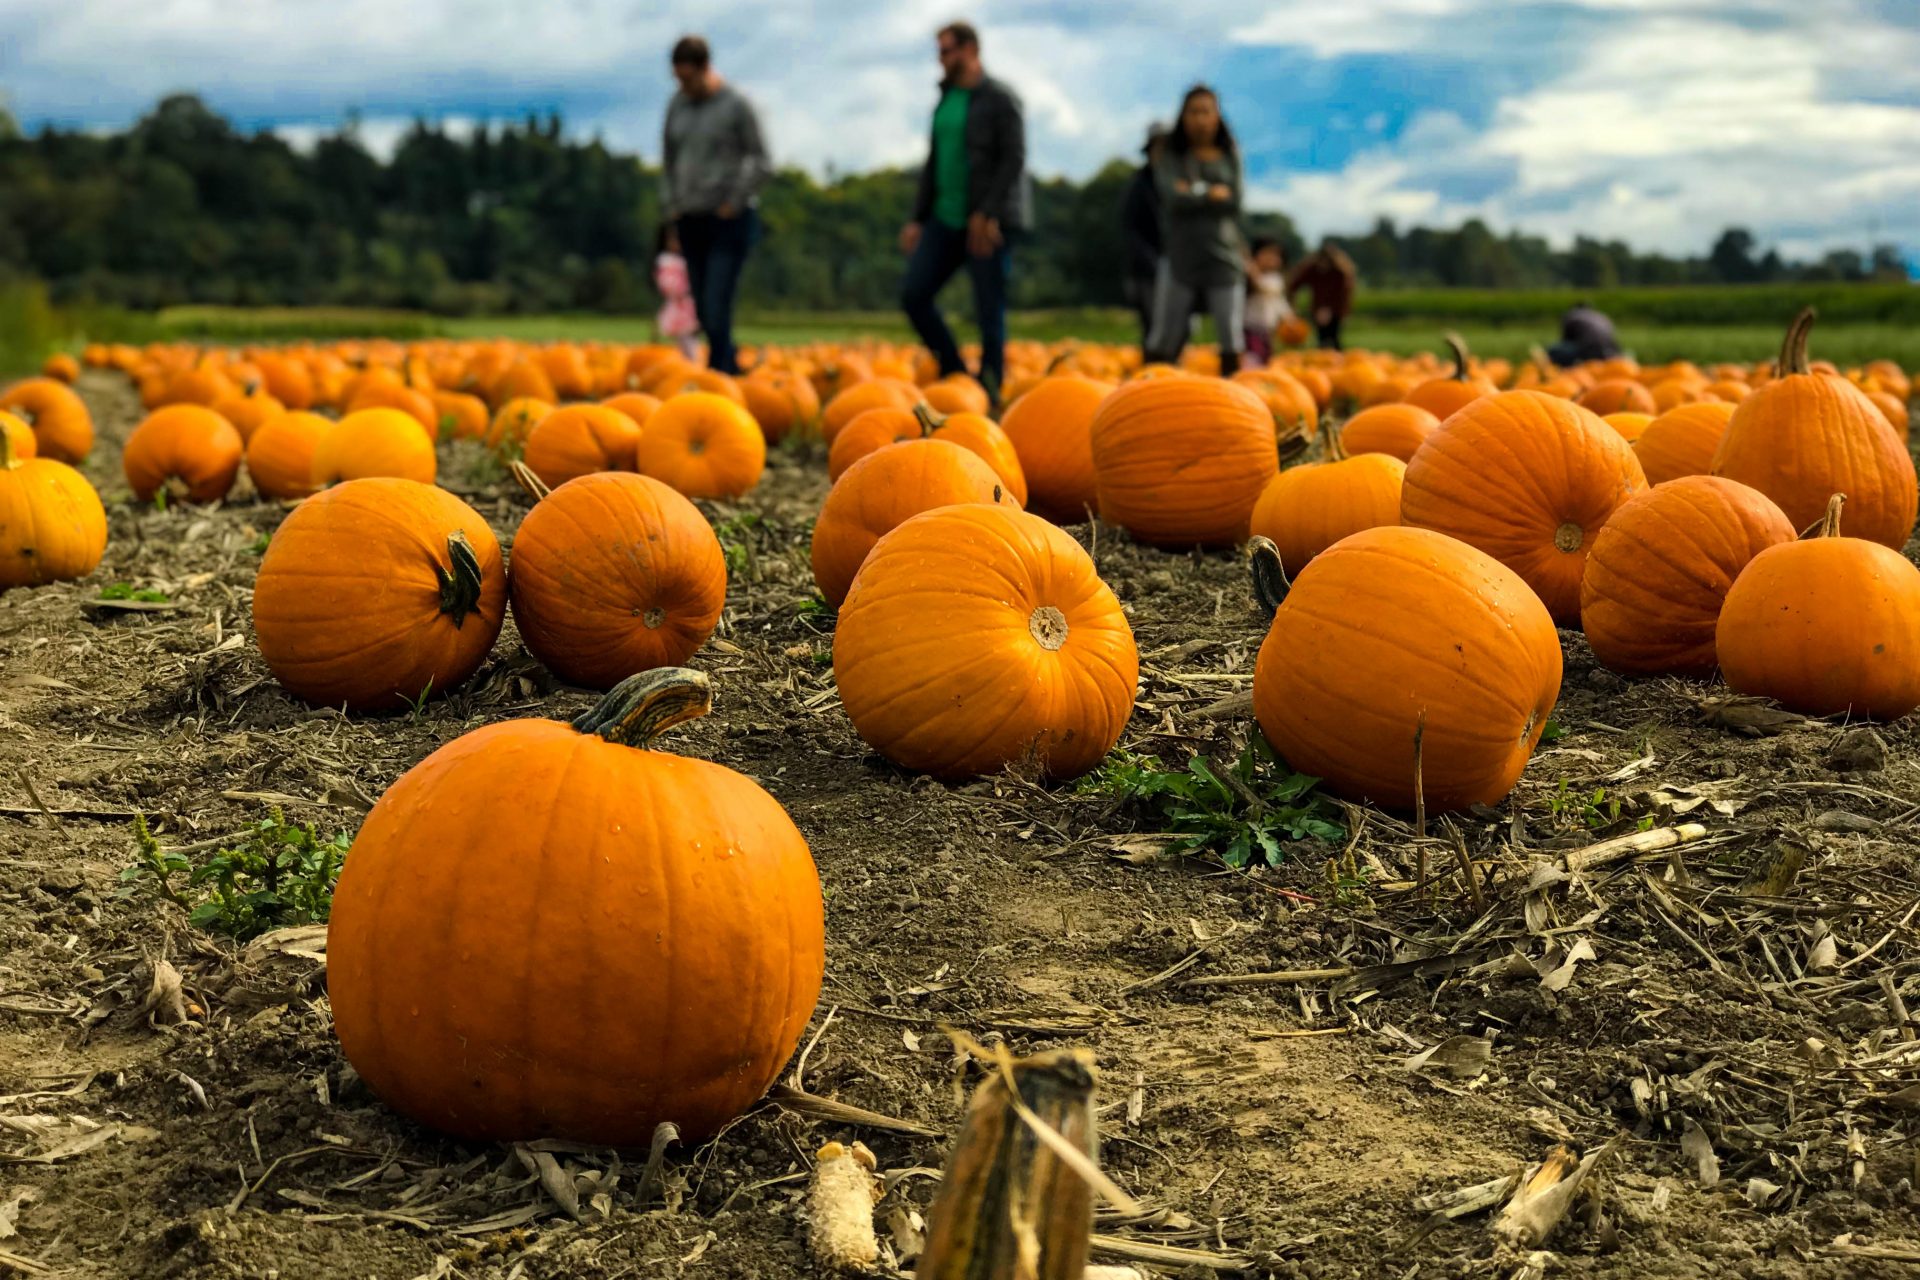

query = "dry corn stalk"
(808, 1140), (883, 1272)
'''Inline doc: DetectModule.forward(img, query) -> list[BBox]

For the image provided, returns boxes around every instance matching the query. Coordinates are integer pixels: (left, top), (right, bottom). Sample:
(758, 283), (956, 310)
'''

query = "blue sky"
(5, 0), (1920, 259)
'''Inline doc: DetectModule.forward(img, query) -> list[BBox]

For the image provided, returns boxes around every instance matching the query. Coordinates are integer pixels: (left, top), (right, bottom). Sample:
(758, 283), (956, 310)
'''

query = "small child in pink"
(654, 238), (699, 361)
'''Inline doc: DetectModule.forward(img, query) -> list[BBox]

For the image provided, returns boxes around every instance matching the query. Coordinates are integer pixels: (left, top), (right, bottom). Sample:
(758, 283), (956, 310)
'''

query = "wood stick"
(1181, 967), (1353, 990)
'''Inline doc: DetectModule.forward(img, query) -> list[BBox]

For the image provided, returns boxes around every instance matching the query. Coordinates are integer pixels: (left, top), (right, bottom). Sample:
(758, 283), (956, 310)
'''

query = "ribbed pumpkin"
(1603, 412), (1652, 443)
(311, 408), (437, 486)
(328, 666), (825, 1143)
(487, 397), (553, 453)
(245, 411), (332, 500)
(1403, 335), (1497, 419)
(1090, 377), (1277, 547)
(490, 359), (558, 407)
(522, 404), (643, 489)
(1712, 311), (1917, 549)
(827, 407), (922, 482)
(602, 391), (662, 430)
(1232, 369), (1319, 443)
(1248, 425), (1405, 577)
(1251, 527), (1563, 811)
(834, 504), (1138, 781)
(998, 374), (1112, 522)
(1, 378), (95, 462)
(1867, 390), (1910, 437)
(256, 354), (316, 410)
(741, 370), (819, 443)
(508, 470), (726, 689)
(431, 391), (490, 442)
(1634, 401), (1734, 485)
(347, 383), (437, 437)
(635, 392), (766, 499)
(1578, 476), (1794, 677)
(1717, 496), (1920, 720)
(922, 376), (991, 417)
(1400, 390), (1646, 624)
(915, 404), (1027, 505)
(123, 405), (245, 504)
(0, 427), (107, 589)
(821, 378), (923, 442)
(210, 389), (287, 443)
(252, 478), (506, 711)
(1578, 379), (1657, 417)
(811, 439), (1014, 607)
(1337, 403), (1438, 462)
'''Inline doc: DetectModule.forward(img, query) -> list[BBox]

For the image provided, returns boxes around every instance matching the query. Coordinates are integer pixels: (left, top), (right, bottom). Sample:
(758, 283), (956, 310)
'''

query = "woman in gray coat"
(1145, 85), (1247, 375)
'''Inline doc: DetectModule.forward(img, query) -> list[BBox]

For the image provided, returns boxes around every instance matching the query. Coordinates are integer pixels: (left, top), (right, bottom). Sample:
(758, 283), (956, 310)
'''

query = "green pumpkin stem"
(1248, 535), (1291, 623)
(572, 667), (713, 746)
(1778, 307), (1816, 377)
(509, 460), (551, 503)
(911, 402), (947, 437)
(1798, 493), (1846, 540)
(1444, 332), (1471, 382)
(435, 530), (485, 627)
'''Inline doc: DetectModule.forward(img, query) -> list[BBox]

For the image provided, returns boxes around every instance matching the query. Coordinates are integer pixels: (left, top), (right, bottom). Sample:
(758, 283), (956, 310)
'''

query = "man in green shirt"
(899, 22), (1030, 406)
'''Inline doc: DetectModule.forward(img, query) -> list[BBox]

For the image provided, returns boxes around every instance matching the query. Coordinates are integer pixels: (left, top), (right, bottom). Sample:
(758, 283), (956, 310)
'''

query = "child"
(654, 229), (699, 361)
(1243, 237), (1293, 369)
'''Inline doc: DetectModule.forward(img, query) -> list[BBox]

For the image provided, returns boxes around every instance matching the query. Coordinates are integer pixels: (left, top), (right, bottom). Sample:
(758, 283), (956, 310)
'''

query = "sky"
(5, 0), (1920, 260)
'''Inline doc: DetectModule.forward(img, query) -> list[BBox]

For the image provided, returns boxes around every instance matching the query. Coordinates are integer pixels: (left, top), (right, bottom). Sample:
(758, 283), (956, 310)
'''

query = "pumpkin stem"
(1318, 416), (1348, 463)
(1777, 307), (1816, 377)
(435, 530), (485, 627)
(1798, 493), (1846, 540)
(1444, 332), (1472, 382)
(0, 426), (19, 471)
(1247, 535), (1290, 623)
(1044, 348), (1075, 374)
(911, 402), (947, 437)
(509, 460), (551, 503)
(572, 667), (713, 747)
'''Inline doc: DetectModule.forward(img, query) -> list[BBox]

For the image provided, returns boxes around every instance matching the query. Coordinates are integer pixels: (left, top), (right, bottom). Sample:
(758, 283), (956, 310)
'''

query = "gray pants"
(1145, 262), (1246, 365)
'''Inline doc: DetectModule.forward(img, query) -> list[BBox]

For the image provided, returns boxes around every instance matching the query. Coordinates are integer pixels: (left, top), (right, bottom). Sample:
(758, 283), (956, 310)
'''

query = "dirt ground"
(3, 372), (1919, 1279)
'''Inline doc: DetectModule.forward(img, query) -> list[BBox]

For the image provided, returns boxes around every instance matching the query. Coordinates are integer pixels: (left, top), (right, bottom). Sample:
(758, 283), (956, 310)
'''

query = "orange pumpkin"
(1602, 412), (1652, 443)
(1403, 336), (1497, 419)
(431, 390), (491, 441)
(1400, 390), (1646, 625)
(1337, 403), (1437, 462)
(827, 407), (922, 482)
(811, 439), (1013, 606)
(1867, 390), (1910, 437)
(602, 391), (662, 430)
(1717, 496), (1920, 720)
(1578, 476), (1794, 676)
(0, 378), (94, 462)
(154, 365), (235, 409)
(1249, 425), (1406, 577)
(349, 382), (437, 437)
(922, 376), (991, 417)
(123, 405), (246, 504)
(311, 408), (438, 486)
(1579, 379), (1658, 417)
(40, 352), (80, 384)
(1089, 377), (1276, 547)
(634, 393), (765, 499)
(327, 666), (824, 1143)
(1232, 369), (1319, 444)
(998, 374), (1112, 523)
(1251, 527), (1562, 811)
(0, 426), (106, 588)
(489, 358), (559, 407)
(256, 354), (316, 410)
(821, 378), (923, 443)
(915, 405), (1027, 505)
(1711, 311), (1917, 550)
(1633, 401), (1735, 485)
(740, 369), (819, 443)
(487, 397), (554, 454)
(245, 411), (332, 500)
(833, 503), (1137, 780)
(509, 472), (726, 689)
(522, 405), (643, 489)
(252, 478), (506, 710)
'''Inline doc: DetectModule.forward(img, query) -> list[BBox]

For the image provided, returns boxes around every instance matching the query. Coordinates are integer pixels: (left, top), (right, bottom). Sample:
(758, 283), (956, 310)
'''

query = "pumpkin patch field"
(2, 327), (1920, 1279)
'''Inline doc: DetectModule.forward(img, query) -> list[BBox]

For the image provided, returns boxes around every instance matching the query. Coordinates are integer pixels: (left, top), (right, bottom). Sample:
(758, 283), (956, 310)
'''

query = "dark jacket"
(912, 74), (1032, 231)
(1286, 248), (1358, 318)
(1558, 306), (1621, 361)
(1120, 163), (1161, 279)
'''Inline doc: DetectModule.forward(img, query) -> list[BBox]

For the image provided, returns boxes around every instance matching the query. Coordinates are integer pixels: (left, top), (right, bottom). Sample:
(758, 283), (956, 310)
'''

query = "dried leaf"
(1491, 1140), (1619, 1250)
(1744, 1177), (1781, 1208)
(1806, 932), (1839, 975)
(1405, 1035), (1493, 1081)
(0, 1187), (35, 1239)
(1539, 939), (1596, 993)
(1699, 697), (1803, 737)
(1680, 1117), (1719, 1188)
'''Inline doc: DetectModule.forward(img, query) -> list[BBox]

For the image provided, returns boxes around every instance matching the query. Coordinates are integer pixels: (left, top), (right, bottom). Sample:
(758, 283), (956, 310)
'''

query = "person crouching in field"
(1144, 84), (1247, 375)
(1547, 300), (1623, 366)
(1286, 239), (1357, 350)
(1243, 237), (1293, 369)
(654, 228), (700, 362)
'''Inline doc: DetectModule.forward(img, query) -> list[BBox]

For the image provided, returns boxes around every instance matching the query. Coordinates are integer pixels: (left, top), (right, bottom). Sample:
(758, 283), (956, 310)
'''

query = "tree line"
(0, 95), (1907, 317)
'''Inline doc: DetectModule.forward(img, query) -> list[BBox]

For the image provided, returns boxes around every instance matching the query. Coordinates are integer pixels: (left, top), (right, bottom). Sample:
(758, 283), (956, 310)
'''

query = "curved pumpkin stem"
(435, 530), (485, 627)
(572, 667), (713, 746)
(911, 402), (948, 437)
(1444, 332), (1472, 382)
(1777, 307), (1816, 377)
(1247, 535), (1291, 624)
(1044, 348), (1076, 375)
(1318, 416), (1348, 463)
(0, 427), (20, 471)
(1798, 493), (1846, 540)
(509, 460), (551, 503)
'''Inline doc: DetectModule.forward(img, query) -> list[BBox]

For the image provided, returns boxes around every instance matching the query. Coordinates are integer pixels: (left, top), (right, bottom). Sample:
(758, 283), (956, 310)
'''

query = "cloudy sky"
(5, 0), (1919, 259)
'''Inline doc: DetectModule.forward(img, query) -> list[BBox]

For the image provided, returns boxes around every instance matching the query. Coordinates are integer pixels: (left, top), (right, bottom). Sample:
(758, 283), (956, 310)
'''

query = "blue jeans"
(900, 220), (1011, 400)
(677, 209), (756, 375)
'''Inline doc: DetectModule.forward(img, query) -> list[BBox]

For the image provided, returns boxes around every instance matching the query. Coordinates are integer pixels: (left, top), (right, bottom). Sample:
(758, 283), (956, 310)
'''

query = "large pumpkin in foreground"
(1090, 376), (1276, 547)
(252, 478), (506, 710)
(328, 667), (825, 1144)
(1400, 390), (1645, 625)
(1252, 526), (1563, 811)
(834, 504), (1138, 781)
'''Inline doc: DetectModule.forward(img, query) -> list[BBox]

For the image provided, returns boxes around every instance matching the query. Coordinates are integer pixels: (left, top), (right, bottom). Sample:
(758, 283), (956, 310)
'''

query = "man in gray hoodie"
(662, 35), (770, 375)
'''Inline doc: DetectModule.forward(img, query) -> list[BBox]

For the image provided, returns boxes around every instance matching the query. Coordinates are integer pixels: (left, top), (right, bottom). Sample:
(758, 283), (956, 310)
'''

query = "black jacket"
(912, 74), (1033, 231)
(1120, 164), (1161, 279)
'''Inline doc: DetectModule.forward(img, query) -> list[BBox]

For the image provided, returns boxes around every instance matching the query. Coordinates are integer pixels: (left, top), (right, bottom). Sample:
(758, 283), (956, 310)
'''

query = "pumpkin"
(311, 408), (438, 486)
(1248, 423), (1405, 577)
(490, 358), (559, 407)
(123, 405), (246, 504)
(1089, 377), (1277, 547)
(488, 397), (554, 453)
(1400, 390), (1646, 625)
(252, 478), (506, 710)
(1867, 390), (1910, 437)
(1403, 335), (1497, 420)
(833, 503), (1137, 780)
(998, 374), (1112, 522)
(1251, 527), (1562, 811)
(1231, 369), (1319, 443)
(508, 468), (727, 688)
(40, 352), (80, 384)
(1602, 411), (1652, 443)
(822, 378), (923, 443)
(431, 390), (491, 441)
(349, 382), (438, 437)
(1711, 310), (1917, 549)
(245, 411), (332, 500)
(648, 367), (746, 405)
(0, 426), (107, 589)
(0, 410), (36, 460)
(210, 388), (288, 444)
(826, 407), (922, 482)
(522, 404), (643, 489)
(1576, 379), (1657, 417)
(540, 345), (595, 400)
(1277, 316), (1312, 348)
(256, 354), (316, 409)
(1703, 379), (1751, 405)
(914, 404), (1027, 505)
(1337, 403), (1437, 462)
(1633, 401), (1734, 485)
(0, 378), (94, 462)
(922, 376), (991, 417)
(154, 365), (235, 409)
(811, 439), (1013, 606)
(634, 392), (766, 499)
(327, 666), (824, 1143)
(1717, 496), (1920, 720)
(741, 370), (819, 443)
(1578, 476), (1794, 677)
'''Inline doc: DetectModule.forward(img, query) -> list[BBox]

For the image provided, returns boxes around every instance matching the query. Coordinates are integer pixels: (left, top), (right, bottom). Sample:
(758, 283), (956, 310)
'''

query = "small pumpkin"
(1403, 335), (1498, 420)
(431, 390), (491, 442)
(210, 388), (288, 443)
(327, 666), (825, 1143)
(922, 376), (991, 417)
(1579, 379), (1658, 417)
(1248, 423), (1405, 577)
(508, 468), (727, 689)
(826, 407), (922, 482)
(1716, 495), (1920, 720)
(0, 425), (107, 589)
(1578, 476), (1794, 676)
(822, 378), (923, 443)
(1602, 411), (1652, 443)
(487, 397), (554, 454)
(252, 478), (506, 711)
(311, 408), (438, 486)
(349, 382), (438, 437)
(998, 374), (1112, 522)
(1090, 376), (1277, 547)
(634, 392), (766, 499)
(834, 503), (1138, 781)
(245, 411), (333, 500)
(1400, 390), (1646, 625)
(522, 404), (644, 489)
(0, 378), (94, 462)
(811, 439), (1013, 607)
(123, 405), (246, 504)
(741, 370), (819, 443)
(913, 404), (1027, 505)
(1337, 403), (1437, 462)
(1232, 369), (1319, 443)
(1633, 401), (1734, 485)
(40, 352), (80, 384)
(1251, 527), (1563, 811)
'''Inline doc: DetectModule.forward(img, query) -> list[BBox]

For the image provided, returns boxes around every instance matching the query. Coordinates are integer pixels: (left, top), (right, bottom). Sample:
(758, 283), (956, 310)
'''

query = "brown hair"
(938, 21), (980, 51)
(671, 35), (710, 69)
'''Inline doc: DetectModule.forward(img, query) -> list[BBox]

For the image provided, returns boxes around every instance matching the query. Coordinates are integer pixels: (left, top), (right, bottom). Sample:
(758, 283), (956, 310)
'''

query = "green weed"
(1081, 740), (1344, 869)
(98, 583), (170, 603)
(121, 811), (351, 941)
